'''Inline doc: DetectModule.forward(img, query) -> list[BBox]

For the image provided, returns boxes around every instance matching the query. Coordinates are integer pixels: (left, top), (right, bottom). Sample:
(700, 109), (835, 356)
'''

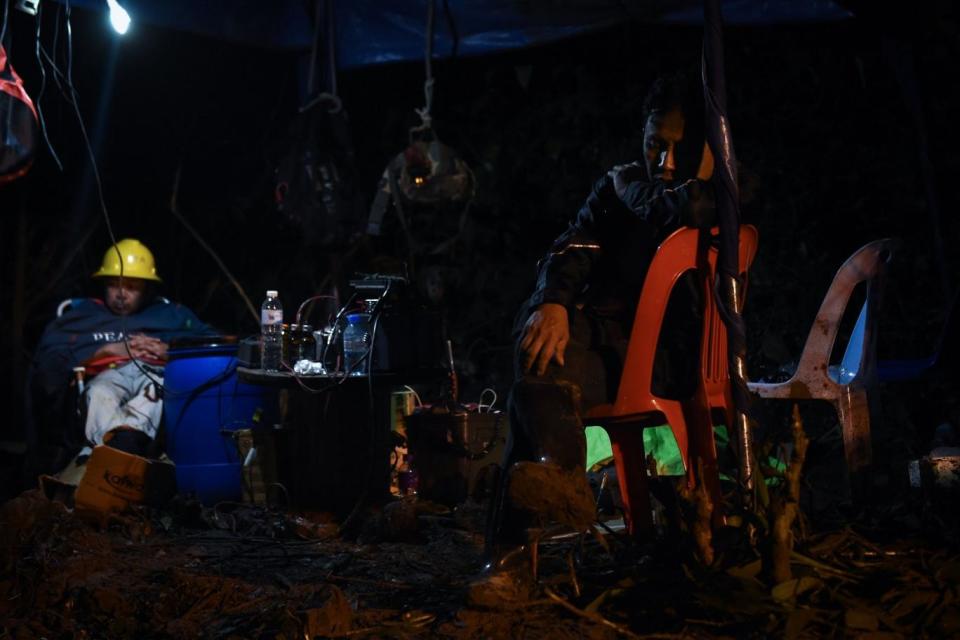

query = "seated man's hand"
(519, 303), (569, 376)
(92, 334), (169, 362)
(128, 334), (169, 361)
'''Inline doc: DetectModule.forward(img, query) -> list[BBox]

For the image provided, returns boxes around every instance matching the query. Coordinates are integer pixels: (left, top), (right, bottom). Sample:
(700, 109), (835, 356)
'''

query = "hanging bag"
(0, 43), (39, 184)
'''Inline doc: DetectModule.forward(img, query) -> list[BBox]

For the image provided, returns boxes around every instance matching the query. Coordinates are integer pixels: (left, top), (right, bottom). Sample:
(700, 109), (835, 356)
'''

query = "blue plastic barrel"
(163, 344), (276, 504)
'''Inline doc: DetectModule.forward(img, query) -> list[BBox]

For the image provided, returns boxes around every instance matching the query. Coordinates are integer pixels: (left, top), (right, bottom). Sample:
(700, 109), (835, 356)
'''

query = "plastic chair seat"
(57, 296), (171, 318)
(586, 225), (758, 538)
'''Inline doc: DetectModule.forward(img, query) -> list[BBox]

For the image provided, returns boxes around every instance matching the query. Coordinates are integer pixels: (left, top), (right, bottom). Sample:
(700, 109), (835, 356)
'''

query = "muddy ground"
(3, 459), (959, 640)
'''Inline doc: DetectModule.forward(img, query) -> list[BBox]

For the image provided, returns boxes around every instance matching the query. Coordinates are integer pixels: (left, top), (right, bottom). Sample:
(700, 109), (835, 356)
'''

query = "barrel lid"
(168, 343), (238, 360)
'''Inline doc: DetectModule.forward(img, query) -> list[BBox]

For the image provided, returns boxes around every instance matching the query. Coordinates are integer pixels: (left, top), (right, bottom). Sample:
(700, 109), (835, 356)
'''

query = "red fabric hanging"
(1, 44), (39, 185)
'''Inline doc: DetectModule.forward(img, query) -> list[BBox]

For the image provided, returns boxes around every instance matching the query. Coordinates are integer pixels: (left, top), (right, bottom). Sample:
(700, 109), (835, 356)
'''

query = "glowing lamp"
(105, 0), (131, 35)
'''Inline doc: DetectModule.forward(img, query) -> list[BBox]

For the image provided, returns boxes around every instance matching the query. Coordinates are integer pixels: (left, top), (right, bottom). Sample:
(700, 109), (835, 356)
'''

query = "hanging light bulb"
(105, 0), (131, 35)
(14, 0), (41, 16)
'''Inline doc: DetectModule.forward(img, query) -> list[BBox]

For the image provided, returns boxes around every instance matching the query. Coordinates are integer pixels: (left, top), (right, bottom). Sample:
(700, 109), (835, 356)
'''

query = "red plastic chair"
(586, 225), (758, 537)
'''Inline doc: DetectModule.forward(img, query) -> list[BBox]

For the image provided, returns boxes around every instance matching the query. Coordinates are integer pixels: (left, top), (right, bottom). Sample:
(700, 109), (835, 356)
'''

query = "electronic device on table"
(343, 272), (447, 375)
(236, 272), (447, 375)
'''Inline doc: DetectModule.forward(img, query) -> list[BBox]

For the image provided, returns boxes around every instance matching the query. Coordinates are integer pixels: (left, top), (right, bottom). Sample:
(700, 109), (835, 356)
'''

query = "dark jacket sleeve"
(29, 299), (217, 394)
(528, 168), (715, 310)
(618, 176), (716, 229)
(527, 176), (607, 310)
(30, 304), (106, 396)
(158, 304), (219, 342)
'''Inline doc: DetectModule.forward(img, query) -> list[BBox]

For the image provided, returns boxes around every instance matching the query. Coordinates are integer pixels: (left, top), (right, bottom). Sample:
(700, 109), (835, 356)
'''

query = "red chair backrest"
(701, 226), (759, 427)
(612, 225), (758, 419)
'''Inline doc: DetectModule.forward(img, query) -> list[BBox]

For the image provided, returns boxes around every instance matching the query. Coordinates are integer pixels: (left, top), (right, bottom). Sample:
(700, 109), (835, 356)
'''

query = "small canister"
(299, 324), (316, 362)
(313, 329), (327, 363)
(280, 323), (292, 365)
(390, 388), (417, 435)
(287, 324), (301, 365)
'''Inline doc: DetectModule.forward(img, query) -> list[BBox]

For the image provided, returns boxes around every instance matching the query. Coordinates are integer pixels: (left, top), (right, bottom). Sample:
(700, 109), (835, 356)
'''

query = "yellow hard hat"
(92, 238), (162, 282)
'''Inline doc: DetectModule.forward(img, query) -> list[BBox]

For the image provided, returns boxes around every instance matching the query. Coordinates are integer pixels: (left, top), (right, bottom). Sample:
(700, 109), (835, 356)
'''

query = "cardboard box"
(74, 445), (176, 514)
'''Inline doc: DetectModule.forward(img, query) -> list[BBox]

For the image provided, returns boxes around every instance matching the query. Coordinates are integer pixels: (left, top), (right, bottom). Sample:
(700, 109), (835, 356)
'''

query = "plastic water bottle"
(342, 313), (371, 375)
(261, 290), (283, 371)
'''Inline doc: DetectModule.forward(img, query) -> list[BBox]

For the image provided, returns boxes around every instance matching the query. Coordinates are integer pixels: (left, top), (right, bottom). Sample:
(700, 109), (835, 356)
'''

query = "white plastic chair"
(57, 296), (170, 317)
(748, 239), (895, 476)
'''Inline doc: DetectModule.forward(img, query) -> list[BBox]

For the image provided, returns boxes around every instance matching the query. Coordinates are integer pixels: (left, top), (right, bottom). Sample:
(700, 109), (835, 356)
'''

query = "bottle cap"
(266, 290), (278, 298)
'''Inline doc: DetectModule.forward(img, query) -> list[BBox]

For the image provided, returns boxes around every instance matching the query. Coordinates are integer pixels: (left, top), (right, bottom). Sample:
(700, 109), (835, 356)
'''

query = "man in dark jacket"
(488, 75), (717, 562)
(27, 238), (216, 474)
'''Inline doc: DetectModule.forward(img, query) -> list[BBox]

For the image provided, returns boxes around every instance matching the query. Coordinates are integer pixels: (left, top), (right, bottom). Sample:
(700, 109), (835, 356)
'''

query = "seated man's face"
(643, 108), (686, 182)
(104, 277), (147, 316)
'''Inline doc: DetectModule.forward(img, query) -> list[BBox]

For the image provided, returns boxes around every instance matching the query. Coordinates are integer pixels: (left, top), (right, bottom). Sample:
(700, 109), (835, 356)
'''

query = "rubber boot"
(505, 460), (596, 532)
(103, 428), (152, 457)
(512, 378), (586, 471)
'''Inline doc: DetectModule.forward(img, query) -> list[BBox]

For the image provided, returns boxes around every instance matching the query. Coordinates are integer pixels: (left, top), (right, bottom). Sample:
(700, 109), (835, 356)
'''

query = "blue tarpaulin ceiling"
(59, 0), (851, 68)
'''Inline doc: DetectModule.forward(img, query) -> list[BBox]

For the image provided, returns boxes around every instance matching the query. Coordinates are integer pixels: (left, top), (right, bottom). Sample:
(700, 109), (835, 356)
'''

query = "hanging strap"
(0, 0), (11, 51)
(302, 0), (341, 114)
(411, 0), (436, 138)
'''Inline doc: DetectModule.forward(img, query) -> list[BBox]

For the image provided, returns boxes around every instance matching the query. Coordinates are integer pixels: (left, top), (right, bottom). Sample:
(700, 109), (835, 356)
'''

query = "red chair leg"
(690, 430), (724, 529)
(607, 425), (653, 539)
(659, 404), (692, 488)
(662, 401), (721, 528)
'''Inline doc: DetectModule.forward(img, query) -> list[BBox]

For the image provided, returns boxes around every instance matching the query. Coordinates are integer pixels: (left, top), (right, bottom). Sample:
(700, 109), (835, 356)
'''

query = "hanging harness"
(365, 0), (474, 240)
(0, 43), (39, 184)
(273, 0), (357, 248)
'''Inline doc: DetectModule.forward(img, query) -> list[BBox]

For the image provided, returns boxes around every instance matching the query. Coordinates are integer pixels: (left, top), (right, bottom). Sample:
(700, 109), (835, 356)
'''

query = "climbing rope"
(412, 0), (436, 137)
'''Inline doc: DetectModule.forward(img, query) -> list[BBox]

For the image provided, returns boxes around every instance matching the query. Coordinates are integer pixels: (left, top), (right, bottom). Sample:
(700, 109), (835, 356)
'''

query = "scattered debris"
(2, 476), (959, 639)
